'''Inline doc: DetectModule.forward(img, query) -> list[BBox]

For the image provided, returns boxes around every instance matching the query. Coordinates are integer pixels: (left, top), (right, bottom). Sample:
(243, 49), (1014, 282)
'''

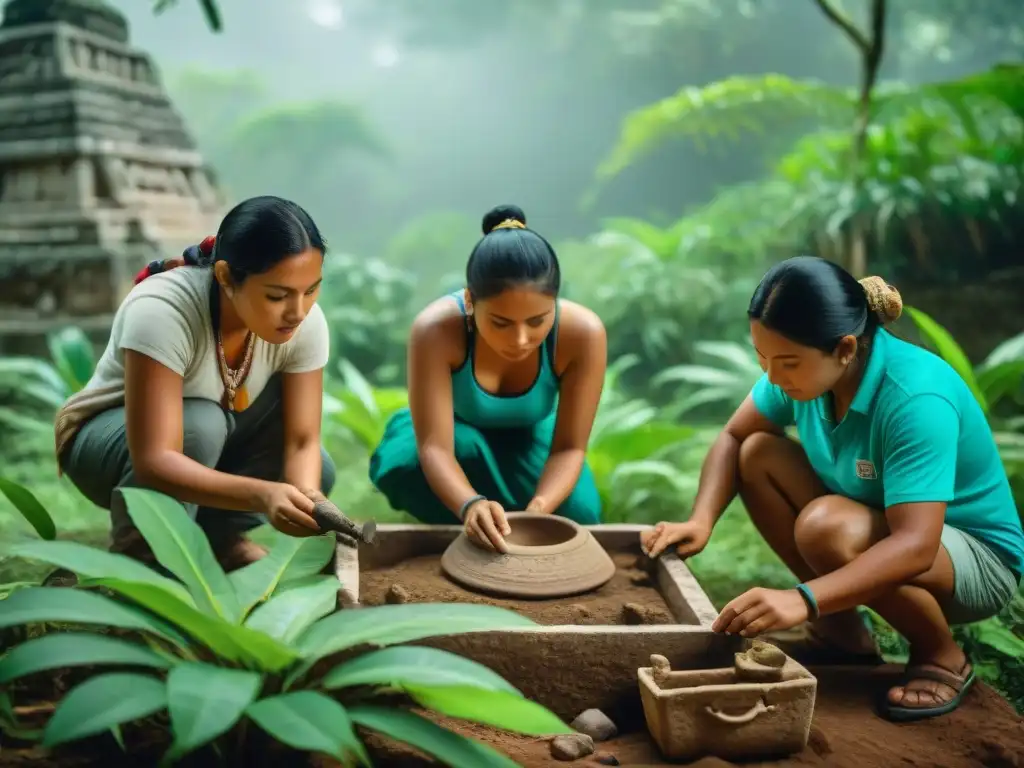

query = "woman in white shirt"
(54, 195), (336, 571)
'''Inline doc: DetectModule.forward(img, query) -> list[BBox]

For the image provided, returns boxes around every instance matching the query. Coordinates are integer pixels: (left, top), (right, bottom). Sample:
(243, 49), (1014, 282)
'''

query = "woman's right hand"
(255, 482), (321, 537)
(641, 520), (712, 559)
(463, 499), (511, 554)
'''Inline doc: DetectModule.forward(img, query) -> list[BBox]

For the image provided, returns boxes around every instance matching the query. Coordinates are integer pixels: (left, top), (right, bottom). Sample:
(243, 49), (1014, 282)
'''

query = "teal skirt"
(368, 407), (602, 525)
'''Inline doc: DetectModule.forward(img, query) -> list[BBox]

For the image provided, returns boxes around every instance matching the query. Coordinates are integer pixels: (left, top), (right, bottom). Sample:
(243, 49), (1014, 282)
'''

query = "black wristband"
(458, 495), (486, 521)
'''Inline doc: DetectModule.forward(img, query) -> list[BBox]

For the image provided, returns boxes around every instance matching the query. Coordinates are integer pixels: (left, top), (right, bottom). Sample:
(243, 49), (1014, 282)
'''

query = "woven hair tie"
(858, 275), (903, 323)
(133, 236), (216, 285)
(490, 218), (526, 232)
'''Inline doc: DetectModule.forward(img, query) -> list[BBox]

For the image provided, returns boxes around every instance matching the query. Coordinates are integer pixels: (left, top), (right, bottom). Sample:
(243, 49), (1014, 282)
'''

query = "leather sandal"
(880, 660), (976, 722)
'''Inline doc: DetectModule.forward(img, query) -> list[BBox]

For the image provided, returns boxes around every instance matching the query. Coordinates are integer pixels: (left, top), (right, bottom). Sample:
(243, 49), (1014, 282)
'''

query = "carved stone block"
(0, 0), (225, 345)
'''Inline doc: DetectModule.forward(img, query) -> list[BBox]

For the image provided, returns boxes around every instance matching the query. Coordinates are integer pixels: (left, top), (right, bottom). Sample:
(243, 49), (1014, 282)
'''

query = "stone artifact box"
(639, 646), (817, 761)
(333, 523), (740, 722)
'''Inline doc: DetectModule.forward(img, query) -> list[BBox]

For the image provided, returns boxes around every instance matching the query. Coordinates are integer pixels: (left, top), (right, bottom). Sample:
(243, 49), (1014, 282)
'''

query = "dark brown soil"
(332, 666), (1024, 768)
(359, 552), (676, 625)
(5, 665), (1022, 767)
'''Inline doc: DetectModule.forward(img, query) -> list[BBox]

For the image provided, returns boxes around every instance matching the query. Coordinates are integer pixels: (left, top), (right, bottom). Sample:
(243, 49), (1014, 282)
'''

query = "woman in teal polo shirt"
(369, 205), (606, 553)
(643, 255), (1024, 722)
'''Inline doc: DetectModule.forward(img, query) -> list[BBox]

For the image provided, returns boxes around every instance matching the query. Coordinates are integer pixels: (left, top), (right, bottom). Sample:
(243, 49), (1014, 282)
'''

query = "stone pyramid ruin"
(0, 0), (224, 353)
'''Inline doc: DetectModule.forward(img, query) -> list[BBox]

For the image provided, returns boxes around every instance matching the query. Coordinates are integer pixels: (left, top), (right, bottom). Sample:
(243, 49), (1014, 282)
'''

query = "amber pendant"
(233, 385), (250, 412)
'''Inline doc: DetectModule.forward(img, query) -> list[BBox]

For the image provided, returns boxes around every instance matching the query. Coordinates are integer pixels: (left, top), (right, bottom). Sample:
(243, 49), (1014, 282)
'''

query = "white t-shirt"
(54, 265), (330, 459)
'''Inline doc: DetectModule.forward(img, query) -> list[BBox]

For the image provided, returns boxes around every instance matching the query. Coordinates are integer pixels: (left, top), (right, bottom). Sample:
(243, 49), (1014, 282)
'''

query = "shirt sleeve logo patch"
(855, 459), (877, 480)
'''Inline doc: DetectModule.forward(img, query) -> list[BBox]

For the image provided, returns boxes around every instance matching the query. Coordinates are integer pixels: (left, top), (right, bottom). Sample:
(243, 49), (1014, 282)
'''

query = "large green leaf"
(229, 533), (336, 618)
(0, 632), (173, 685)
(322, 646), (518, 694)
(0, 477), (56, 540)
(349, 705), (519, 768)
(594, 64), (1024, 188)
(292, 604), (536, 682)
(405, 684), (571, 736)
(589, 421), (694, 460)
(976, 360), (1024, 408)
(981, 331), (1024, 370)
(247, 691), (369, 766)
(120, 488), (241, 621)
(47, 326), (96, 393)
(596, 74), (854, 182)
(43, 672), (168, 748)
(244, 575), (338, 644)
(904, 307), (987, 411)
(0, 587), (186, 647)
(9, 540), (194, 606)
(87, 578), (298, 672)
(163, 662), (263, 763)
(971, 618), (1024, 657)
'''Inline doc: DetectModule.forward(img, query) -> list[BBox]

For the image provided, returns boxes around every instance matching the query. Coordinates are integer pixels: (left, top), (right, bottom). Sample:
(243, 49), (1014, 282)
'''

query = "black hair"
(211, 196), (327, 284)
(747, 256), (901, 353)
(465, 204), (561, 300)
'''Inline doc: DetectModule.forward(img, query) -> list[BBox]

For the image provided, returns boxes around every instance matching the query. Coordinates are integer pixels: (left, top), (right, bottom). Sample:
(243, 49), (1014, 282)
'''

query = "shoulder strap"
(545, 299), (560, 373)
(450, 290), (475, 362)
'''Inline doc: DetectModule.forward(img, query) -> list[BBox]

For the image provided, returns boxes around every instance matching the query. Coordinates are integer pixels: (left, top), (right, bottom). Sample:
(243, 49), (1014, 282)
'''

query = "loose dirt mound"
(353, 666), (1024, 768)
(360, 552), (676, 625)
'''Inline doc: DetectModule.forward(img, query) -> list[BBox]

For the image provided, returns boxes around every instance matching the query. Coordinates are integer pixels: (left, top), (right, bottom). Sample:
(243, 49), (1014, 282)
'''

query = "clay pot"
(440, 513), (615, 599)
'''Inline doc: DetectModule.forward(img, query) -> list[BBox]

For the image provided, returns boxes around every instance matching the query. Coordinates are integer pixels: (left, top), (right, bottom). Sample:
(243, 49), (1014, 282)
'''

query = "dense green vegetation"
(1, 0), (1023, 760)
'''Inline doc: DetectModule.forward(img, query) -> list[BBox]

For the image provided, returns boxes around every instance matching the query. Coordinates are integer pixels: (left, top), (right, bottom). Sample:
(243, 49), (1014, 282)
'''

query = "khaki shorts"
(940, 525), (1021, 625)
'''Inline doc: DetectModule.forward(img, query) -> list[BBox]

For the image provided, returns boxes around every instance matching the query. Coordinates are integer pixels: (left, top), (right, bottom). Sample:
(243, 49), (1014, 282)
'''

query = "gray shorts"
(60, 374), (335, 545)
(940, 524), (1021, 625)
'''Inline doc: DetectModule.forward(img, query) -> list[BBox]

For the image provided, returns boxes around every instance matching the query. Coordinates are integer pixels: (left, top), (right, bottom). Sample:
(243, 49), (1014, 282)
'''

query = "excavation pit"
(333, 523), (738, 722)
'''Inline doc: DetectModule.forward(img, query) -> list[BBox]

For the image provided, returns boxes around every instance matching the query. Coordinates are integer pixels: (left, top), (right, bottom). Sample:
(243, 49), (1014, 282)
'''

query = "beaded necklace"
(210, 276), (255, 412)
(216, 330), (255, 411)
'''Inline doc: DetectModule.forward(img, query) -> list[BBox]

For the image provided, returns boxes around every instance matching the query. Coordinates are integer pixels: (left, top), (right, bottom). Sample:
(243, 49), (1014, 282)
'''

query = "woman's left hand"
(712, 587), (810, 637)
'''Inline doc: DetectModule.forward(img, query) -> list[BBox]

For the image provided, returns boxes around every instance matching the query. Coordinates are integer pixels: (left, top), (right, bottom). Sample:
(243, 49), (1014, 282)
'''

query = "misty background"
(126, 0), (1017, 250)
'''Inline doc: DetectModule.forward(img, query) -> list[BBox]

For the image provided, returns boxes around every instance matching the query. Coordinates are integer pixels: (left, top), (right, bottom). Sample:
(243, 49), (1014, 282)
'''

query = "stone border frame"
(332, 523), (740, 720)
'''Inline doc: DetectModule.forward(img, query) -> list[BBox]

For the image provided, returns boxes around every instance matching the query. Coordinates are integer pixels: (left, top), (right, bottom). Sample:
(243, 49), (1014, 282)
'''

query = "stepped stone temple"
(0, 0), (224, 354)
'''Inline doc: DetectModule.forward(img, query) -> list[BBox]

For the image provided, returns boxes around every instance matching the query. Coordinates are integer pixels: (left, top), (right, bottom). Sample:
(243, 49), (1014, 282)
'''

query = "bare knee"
(737, 431), (788, 484)
(794, 496), (879, 573)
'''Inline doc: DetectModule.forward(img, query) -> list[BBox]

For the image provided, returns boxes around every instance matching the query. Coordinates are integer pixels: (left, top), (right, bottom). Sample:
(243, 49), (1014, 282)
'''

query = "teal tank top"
(449, 292), (560, 429)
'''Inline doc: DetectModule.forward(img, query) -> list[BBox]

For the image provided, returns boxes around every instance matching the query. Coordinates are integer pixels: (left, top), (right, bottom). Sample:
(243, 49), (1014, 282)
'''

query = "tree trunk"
(811, 0), (888, 277)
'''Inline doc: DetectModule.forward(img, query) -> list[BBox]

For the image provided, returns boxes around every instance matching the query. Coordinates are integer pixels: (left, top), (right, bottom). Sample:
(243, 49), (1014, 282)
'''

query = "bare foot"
(214, 536), (268, 572)
(886, 646), (972, 714)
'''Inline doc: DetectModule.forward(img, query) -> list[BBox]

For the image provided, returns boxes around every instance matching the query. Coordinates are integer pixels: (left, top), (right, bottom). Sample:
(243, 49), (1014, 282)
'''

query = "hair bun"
(859, 276), (903, 324)
(482, 205), (527, 234)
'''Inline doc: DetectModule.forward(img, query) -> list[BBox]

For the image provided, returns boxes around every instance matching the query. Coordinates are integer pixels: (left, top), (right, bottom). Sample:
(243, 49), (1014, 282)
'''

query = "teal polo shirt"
(751, 329), (1024, 578)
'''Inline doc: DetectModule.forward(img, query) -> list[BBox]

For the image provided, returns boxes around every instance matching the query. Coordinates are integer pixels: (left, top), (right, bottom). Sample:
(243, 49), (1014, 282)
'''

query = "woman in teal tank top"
(369, 204), (606, 552)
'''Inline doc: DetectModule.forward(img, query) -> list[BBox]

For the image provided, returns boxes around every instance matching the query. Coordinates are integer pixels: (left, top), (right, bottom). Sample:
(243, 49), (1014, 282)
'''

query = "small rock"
(628, 570), (653, 587)
(385, 584), (410, 604)
(622, 603), (645, 624)
(631, 554), (655, 571)
(622, 602), (672, 625)
(550, 733), (595, 761)
(570, 709), (617, 742)
(569, 603), (596, 623)
(747, 639), (786, 667)
(594, 752), (620, 765)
